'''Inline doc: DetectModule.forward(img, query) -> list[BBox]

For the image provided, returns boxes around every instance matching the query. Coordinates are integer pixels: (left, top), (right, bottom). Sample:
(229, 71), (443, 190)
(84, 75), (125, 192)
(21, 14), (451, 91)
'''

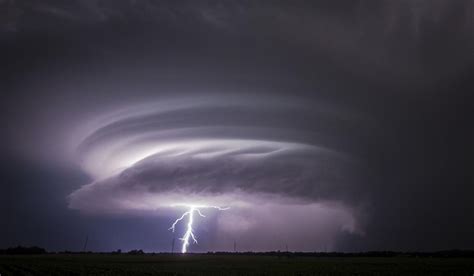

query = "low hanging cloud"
(68, 95), (368, 245)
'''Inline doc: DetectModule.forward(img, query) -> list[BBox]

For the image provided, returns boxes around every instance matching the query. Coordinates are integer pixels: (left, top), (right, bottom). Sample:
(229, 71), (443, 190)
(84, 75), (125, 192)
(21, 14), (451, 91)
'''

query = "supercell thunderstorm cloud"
(68, 96), (366, 251)
(1, 1), (474, 253)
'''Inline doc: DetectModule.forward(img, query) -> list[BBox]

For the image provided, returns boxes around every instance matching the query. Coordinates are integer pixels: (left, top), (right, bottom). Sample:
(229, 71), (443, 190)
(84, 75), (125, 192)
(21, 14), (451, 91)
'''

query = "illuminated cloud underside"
(68, 96), (366, 250)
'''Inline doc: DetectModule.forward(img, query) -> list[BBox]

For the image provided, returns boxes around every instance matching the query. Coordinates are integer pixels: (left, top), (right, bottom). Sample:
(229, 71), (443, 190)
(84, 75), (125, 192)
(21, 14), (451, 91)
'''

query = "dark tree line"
(1, 246), (473, 257)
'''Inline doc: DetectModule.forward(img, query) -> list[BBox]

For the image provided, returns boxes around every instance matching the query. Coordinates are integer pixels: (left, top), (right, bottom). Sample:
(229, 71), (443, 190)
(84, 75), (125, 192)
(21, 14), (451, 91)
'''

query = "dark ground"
(1, 254), (474, 275)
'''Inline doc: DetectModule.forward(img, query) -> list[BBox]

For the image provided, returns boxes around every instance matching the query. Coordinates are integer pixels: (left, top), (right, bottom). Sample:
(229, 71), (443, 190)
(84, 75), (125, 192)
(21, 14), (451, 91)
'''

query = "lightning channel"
(169, 204), (229, 253)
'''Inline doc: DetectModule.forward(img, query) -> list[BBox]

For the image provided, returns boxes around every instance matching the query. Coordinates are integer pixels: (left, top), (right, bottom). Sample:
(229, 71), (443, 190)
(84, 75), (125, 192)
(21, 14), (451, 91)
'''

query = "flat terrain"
(1, 254), (473, 275)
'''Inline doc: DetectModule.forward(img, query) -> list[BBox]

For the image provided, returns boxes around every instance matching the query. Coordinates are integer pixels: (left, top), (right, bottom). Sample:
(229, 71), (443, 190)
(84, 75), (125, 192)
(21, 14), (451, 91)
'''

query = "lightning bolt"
(169, 204), (229, 253)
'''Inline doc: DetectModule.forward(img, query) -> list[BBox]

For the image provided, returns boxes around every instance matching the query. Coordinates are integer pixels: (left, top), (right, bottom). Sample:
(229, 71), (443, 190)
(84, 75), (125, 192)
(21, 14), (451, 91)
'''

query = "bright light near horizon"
(169, 203), (229, 253)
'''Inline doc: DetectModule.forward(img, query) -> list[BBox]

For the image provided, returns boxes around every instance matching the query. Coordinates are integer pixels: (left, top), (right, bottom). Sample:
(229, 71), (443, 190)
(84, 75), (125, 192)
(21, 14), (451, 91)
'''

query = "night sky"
(1, 1), (473, 253)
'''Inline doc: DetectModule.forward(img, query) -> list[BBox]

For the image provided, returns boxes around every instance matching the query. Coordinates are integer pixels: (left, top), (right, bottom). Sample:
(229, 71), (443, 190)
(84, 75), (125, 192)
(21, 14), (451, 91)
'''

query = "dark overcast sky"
(1, 0), (473, 252)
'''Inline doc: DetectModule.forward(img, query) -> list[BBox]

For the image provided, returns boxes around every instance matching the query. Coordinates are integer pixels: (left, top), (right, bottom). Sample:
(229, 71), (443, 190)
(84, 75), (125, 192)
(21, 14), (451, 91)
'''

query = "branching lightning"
(169, 204), (229, 253)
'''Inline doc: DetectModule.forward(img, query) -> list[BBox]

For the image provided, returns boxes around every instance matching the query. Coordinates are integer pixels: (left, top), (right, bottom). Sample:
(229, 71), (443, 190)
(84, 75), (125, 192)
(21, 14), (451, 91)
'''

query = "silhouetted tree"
(128, 249), (144, 255)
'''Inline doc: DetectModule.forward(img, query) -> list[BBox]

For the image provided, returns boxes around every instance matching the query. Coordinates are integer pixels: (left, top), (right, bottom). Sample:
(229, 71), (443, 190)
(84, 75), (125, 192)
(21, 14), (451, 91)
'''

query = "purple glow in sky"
(67, 95), (366, 251)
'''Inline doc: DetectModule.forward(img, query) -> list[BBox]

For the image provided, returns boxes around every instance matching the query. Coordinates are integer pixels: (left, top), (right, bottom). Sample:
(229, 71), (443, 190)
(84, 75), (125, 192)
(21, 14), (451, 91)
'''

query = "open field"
(1, 254), (473, 275)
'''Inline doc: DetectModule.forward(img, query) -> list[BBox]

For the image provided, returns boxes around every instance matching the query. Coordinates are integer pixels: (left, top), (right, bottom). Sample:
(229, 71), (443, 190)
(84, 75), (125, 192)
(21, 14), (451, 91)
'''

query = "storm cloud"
(69, 96), (365, 207)
(66, 95), (368, 248)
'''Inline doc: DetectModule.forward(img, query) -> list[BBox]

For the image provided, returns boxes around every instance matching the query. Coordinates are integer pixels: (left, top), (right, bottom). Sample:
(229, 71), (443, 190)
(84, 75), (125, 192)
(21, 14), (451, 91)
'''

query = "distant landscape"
(1, 246), (474, 275)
